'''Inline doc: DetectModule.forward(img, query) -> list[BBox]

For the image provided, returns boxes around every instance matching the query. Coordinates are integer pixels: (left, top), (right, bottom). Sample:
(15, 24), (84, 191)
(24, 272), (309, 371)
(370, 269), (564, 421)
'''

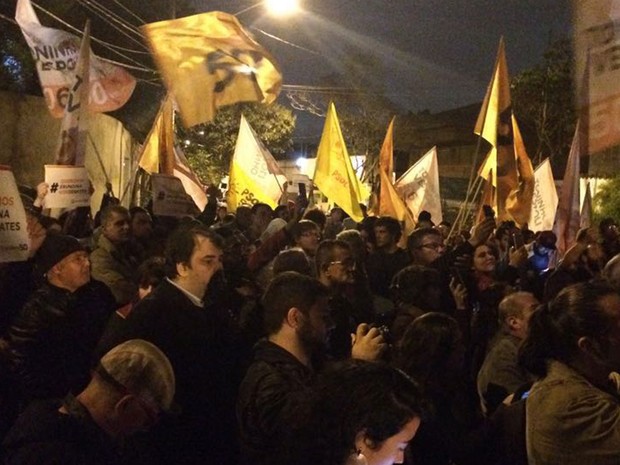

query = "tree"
(176, 101), (295, 185)
(593, 177), (620, 224)
(511, 38), (576, 174)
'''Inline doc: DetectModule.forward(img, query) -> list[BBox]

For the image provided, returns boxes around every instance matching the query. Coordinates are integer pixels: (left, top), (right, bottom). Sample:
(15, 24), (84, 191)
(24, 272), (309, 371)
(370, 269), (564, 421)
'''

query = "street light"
(235, 0), (300, 17)
(265, 0), (299, 16)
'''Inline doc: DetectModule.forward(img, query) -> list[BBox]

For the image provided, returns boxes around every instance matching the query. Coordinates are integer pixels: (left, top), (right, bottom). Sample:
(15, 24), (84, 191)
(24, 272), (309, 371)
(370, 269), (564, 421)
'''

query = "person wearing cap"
(97, 225), (242, 465)
(2, 339), (175, 465)
(2, 234), (116, 406)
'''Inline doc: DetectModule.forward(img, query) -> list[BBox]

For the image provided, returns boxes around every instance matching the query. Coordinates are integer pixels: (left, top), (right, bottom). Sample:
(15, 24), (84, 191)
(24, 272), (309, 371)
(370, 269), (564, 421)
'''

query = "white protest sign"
(44, 165), (91, 209)
(0, 166), (30, 263)
(151, 174), (197, 217)
(528, 159), (558, 232)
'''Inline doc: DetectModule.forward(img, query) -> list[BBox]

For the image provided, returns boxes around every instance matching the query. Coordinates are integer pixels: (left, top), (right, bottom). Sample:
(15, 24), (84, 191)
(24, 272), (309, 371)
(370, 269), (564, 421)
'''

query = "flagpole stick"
(457, 134), (486, 222)
(461, 175), (485, 229)
(88, 134), (114, 195)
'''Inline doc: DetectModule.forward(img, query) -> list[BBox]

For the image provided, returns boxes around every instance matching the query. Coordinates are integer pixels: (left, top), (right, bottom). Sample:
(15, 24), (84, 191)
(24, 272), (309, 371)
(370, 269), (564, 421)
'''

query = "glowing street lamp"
(264, 0), (299, 16)
(235, 0), (300, 17)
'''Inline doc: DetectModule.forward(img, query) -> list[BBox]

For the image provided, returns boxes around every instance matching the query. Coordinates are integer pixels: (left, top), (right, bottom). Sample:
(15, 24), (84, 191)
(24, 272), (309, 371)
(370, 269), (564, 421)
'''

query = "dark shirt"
(2, 394), (119, 465)
(366, 248), (411, 298)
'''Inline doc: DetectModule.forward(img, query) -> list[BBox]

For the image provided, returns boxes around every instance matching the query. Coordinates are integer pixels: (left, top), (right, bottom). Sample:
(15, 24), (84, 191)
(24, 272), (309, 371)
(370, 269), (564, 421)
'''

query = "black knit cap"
(36, 234), (85, 274)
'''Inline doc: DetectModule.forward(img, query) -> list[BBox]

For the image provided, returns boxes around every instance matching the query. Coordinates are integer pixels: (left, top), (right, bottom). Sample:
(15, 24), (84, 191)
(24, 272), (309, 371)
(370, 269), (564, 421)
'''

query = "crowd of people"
(1, 181), (620, 465)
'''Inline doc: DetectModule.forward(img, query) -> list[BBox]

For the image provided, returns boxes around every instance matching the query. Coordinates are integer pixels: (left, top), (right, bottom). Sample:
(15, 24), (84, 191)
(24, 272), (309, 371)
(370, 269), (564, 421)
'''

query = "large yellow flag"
(313, 102), (369, 222)
(142, 11), (282, 127)
(475, 38), (529, 223)
(227, 114), (287, 210)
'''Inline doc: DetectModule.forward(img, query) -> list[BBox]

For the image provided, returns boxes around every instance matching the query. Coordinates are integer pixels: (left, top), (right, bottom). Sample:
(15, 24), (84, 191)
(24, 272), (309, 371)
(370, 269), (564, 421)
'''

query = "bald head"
(498, 292), (539, 339)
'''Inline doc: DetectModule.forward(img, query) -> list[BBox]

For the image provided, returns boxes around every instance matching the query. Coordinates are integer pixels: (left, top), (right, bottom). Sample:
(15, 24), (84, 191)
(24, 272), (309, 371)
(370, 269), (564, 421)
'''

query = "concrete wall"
(0, 91), (137, 211)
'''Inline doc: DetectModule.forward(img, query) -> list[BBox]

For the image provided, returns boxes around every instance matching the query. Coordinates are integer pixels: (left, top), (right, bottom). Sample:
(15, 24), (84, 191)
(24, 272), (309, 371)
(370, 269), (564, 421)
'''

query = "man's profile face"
(184, 235), (223, 293)
(297, 296), (332, 354)
(104, 211), (131, 244)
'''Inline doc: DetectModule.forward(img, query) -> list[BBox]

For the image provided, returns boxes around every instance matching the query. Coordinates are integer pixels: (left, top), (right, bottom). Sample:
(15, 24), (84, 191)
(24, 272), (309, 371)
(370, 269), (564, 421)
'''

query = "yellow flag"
(475, 37), (518, 222)
(137, 95), (207, 211)
(378, 117), (395, 216)
(313, 102), (369, 222)
(505, 115), (535, 227)
(141, 11), (282, 127)
(138, 97), (175, 175)
(227, 114), (287, 210)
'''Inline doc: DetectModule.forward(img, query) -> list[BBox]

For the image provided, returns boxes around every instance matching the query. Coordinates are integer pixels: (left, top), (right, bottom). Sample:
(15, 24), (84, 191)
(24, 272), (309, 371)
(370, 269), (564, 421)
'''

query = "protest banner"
(15, 0), (135, 117)
(573, 0), (620, 153)
(151, 174), (197, 217)
(43, 165), (91, 209)
(0, 166), (30, 263)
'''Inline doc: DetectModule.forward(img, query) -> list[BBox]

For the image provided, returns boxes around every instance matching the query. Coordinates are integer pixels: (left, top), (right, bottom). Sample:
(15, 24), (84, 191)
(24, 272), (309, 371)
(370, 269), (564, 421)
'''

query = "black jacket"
(4, 280), (115, 404)
(2, 395), (119, 465)
(237, 340), (313, 465)
(97, 279), (243, 465)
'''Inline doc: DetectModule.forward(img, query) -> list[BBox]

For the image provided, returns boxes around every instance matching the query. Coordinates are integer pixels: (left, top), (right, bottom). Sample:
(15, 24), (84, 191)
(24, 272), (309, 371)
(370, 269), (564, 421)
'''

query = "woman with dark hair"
(287, 360), (424, 465)
(394, 313), (481, 465)
(389, 266), (442, 343)
(519, 280), (620, 465)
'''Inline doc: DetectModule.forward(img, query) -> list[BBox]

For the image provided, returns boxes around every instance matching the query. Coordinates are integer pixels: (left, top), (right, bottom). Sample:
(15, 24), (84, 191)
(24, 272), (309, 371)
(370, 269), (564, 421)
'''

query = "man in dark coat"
(2, 339), (175, 465)
(2, 234), (115, 405)
(97, 225), (242, 465)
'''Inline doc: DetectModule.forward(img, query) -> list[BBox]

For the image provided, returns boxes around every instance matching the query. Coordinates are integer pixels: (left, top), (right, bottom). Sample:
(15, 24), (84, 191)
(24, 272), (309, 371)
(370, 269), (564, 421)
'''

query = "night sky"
(198, 0), (570, 139)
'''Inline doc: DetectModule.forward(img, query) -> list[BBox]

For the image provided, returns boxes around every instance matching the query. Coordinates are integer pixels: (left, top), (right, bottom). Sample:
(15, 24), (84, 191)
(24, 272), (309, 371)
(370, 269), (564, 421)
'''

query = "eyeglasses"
(418, 242), (445, 251)
(328, 259), (356, 269)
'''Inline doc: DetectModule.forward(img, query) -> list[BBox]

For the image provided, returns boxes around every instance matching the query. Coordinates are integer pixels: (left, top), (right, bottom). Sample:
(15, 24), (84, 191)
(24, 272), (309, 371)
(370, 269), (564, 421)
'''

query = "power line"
(31, 1), (156, 73)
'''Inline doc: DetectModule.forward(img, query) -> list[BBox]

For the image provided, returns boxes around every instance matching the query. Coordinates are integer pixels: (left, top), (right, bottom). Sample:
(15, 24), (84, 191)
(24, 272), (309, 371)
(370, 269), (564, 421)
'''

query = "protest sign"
(151, 174), (197, 217)
(44, 165), (91, 209)
(0, 166), (30, 263)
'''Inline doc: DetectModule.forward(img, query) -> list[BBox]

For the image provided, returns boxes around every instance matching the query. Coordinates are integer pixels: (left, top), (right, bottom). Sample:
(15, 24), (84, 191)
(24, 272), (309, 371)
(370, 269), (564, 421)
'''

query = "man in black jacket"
(237, 271), (385, 465)
(2, 234), (116, 406)
(97, 225), (242, 465)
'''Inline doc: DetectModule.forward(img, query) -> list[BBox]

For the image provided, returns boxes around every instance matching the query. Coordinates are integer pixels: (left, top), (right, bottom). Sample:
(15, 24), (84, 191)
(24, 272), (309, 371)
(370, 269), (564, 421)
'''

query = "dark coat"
(236, 340), (313, 465)
(2, 395), (119, 465)
(96, 279), (243, 465)
(4, 280), (115, 404)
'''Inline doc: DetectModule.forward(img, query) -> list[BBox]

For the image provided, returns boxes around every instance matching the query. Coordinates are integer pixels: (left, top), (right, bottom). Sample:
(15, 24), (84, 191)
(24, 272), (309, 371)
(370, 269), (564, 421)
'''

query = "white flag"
(528, 158), (558, 232)
(394, 146), (442, 224)
(15, 0), (135, 118)
(227, 114), (287, 210)
(173, 146), (208, 212)
(54, 21), (90, 166)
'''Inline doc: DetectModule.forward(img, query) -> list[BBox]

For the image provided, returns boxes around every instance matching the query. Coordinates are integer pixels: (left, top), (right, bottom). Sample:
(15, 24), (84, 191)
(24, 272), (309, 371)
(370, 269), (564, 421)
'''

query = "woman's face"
(473, 244), (496, 274)
(360, 417), (421, 465)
